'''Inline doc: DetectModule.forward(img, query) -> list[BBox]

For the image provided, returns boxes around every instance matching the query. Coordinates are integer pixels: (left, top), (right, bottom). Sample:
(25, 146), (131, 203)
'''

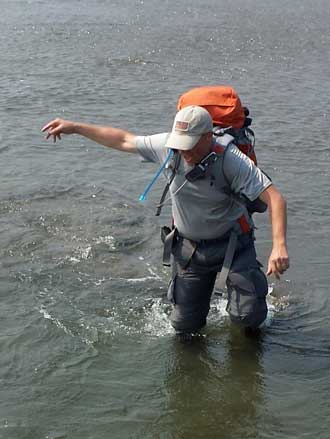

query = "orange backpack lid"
(177, 85), (246, 129)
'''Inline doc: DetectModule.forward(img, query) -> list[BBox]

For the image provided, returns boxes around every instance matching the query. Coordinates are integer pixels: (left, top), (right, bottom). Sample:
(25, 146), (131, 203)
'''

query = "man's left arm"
(259, 185), (290, 279)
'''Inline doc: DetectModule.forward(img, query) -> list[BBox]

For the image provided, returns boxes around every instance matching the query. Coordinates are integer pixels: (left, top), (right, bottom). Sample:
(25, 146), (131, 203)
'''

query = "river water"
(1, 0), (330, 438)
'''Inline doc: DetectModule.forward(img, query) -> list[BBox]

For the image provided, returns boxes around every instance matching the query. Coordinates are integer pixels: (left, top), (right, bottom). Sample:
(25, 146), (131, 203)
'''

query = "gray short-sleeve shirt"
(135, 133), (271, 241)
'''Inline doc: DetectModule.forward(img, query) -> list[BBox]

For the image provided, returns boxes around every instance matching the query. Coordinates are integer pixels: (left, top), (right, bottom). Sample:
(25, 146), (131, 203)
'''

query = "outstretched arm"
(41, 119), (137, 153)
(259, 185), (290, 279)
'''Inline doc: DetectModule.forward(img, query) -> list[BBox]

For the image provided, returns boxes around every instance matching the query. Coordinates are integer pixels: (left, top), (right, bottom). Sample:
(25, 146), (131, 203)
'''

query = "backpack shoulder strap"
(155, 150), (181, 216)
(212, 133), (235, 191)
(213, 132), (268, 215)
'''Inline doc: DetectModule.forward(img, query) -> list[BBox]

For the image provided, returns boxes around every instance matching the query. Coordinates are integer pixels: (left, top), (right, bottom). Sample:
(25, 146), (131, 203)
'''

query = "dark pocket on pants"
(226, 265), (268, 328)
(172, 237), (196, 269)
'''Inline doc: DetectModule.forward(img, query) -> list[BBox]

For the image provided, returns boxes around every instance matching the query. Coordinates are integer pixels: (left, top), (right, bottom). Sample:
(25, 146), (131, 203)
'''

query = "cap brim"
(165, 132), (201, 151)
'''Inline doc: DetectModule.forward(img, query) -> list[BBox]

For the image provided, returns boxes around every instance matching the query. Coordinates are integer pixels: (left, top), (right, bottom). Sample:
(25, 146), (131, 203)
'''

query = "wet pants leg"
(167, 236), (268, 332)
(226, 244), (268, 329)
(167, 263), (217, 333)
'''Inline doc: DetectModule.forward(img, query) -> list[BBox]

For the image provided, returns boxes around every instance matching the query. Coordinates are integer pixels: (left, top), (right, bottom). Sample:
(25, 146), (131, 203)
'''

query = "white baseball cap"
(165, 105), (213, 151)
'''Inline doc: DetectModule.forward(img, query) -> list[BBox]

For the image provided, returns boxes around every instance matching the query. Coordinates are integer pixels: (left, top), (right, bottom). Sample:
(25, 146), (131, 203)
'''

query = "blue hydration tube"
(139, 149), (173, 201)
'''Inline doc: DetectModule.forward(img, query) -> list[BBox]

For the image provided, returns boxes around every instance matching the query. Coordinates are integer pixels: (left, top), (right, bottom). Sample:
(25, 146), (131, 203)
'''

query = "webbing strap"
(162, 228), (177, 266)
(156, 182), (170, 217)
(156, 151), (181, 217)
(217, 230), (238, 291)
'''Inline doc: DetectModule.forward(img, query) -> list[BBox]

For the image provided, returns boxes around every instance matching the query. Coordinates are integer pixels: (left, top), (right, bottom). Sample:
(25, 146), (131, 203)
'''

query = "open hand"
(41, 118), (76, 142)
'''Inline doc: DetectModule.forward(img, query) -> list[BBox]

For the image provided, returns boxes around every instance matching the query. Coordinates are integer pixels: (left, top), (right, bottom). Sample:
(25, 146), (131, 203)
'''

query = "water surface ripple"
(1, 0), (330, 438)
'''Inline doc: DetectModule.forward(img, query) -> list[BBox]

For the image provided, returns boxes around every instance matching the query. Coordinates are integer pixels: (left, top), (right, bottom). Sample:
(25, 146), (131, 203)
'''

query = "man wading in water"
(42, 105), (289, 335)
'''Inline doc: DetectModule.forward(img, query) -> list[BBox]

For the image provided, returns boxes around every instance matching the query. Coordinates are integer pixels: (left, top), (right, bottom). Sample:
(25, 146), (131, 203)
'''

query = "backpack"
(177, 85), (257, 165)
(176, 85), (267, 214)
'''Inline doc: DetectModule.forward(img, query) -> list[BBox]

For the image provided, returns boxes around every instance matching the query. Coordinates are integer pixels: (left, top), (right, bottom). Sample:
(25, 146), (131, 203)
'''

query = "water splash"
(67, 245), (92, 264)
(143, 298), (174, 337)
(37, 276), (291, 344)
(93, 234), (116, 250)
(39, 305), (75, 338)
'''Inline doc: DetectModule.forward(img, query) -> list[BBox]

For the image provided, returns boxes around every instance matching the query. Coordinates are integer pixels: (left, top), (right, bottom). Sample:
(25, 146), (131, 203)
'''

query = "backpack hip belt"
(161, 215), (252, 281)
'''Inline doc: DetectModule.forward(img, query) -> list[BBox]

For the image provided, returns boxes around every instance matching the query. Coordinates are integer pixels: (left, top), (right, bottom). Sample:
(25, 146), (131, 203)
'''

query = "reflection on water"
(161, 329), (265, 438)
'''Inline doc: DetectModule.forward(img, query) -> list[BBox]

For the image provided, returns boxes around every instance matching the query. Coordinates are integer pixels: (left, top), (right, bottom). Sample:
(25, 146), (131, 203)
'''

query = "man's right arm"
(41, 119), (137, 153)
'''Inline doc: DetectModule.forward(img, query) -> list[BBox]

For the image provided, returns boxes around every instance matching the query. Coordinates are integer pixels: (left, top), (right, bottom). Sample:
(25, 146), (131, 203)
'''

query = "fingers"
(42, 119), (63, 142)
(45, 130), (56, 140)
(45, 129), (60, 142)
(267, 257), (290, 279)
(41, 119), (59, 133)
(42, 118), (75, 141)
(50, 133), (61, 143)
(267, 266), (281, 280)
(277, 257), (290, 274)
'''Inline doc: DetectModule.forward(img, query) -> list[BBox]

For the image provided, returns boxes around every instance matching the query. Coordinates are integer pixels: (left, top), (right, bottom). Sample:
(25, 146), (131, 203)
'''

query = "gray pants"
(167, 233), (268, 333)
